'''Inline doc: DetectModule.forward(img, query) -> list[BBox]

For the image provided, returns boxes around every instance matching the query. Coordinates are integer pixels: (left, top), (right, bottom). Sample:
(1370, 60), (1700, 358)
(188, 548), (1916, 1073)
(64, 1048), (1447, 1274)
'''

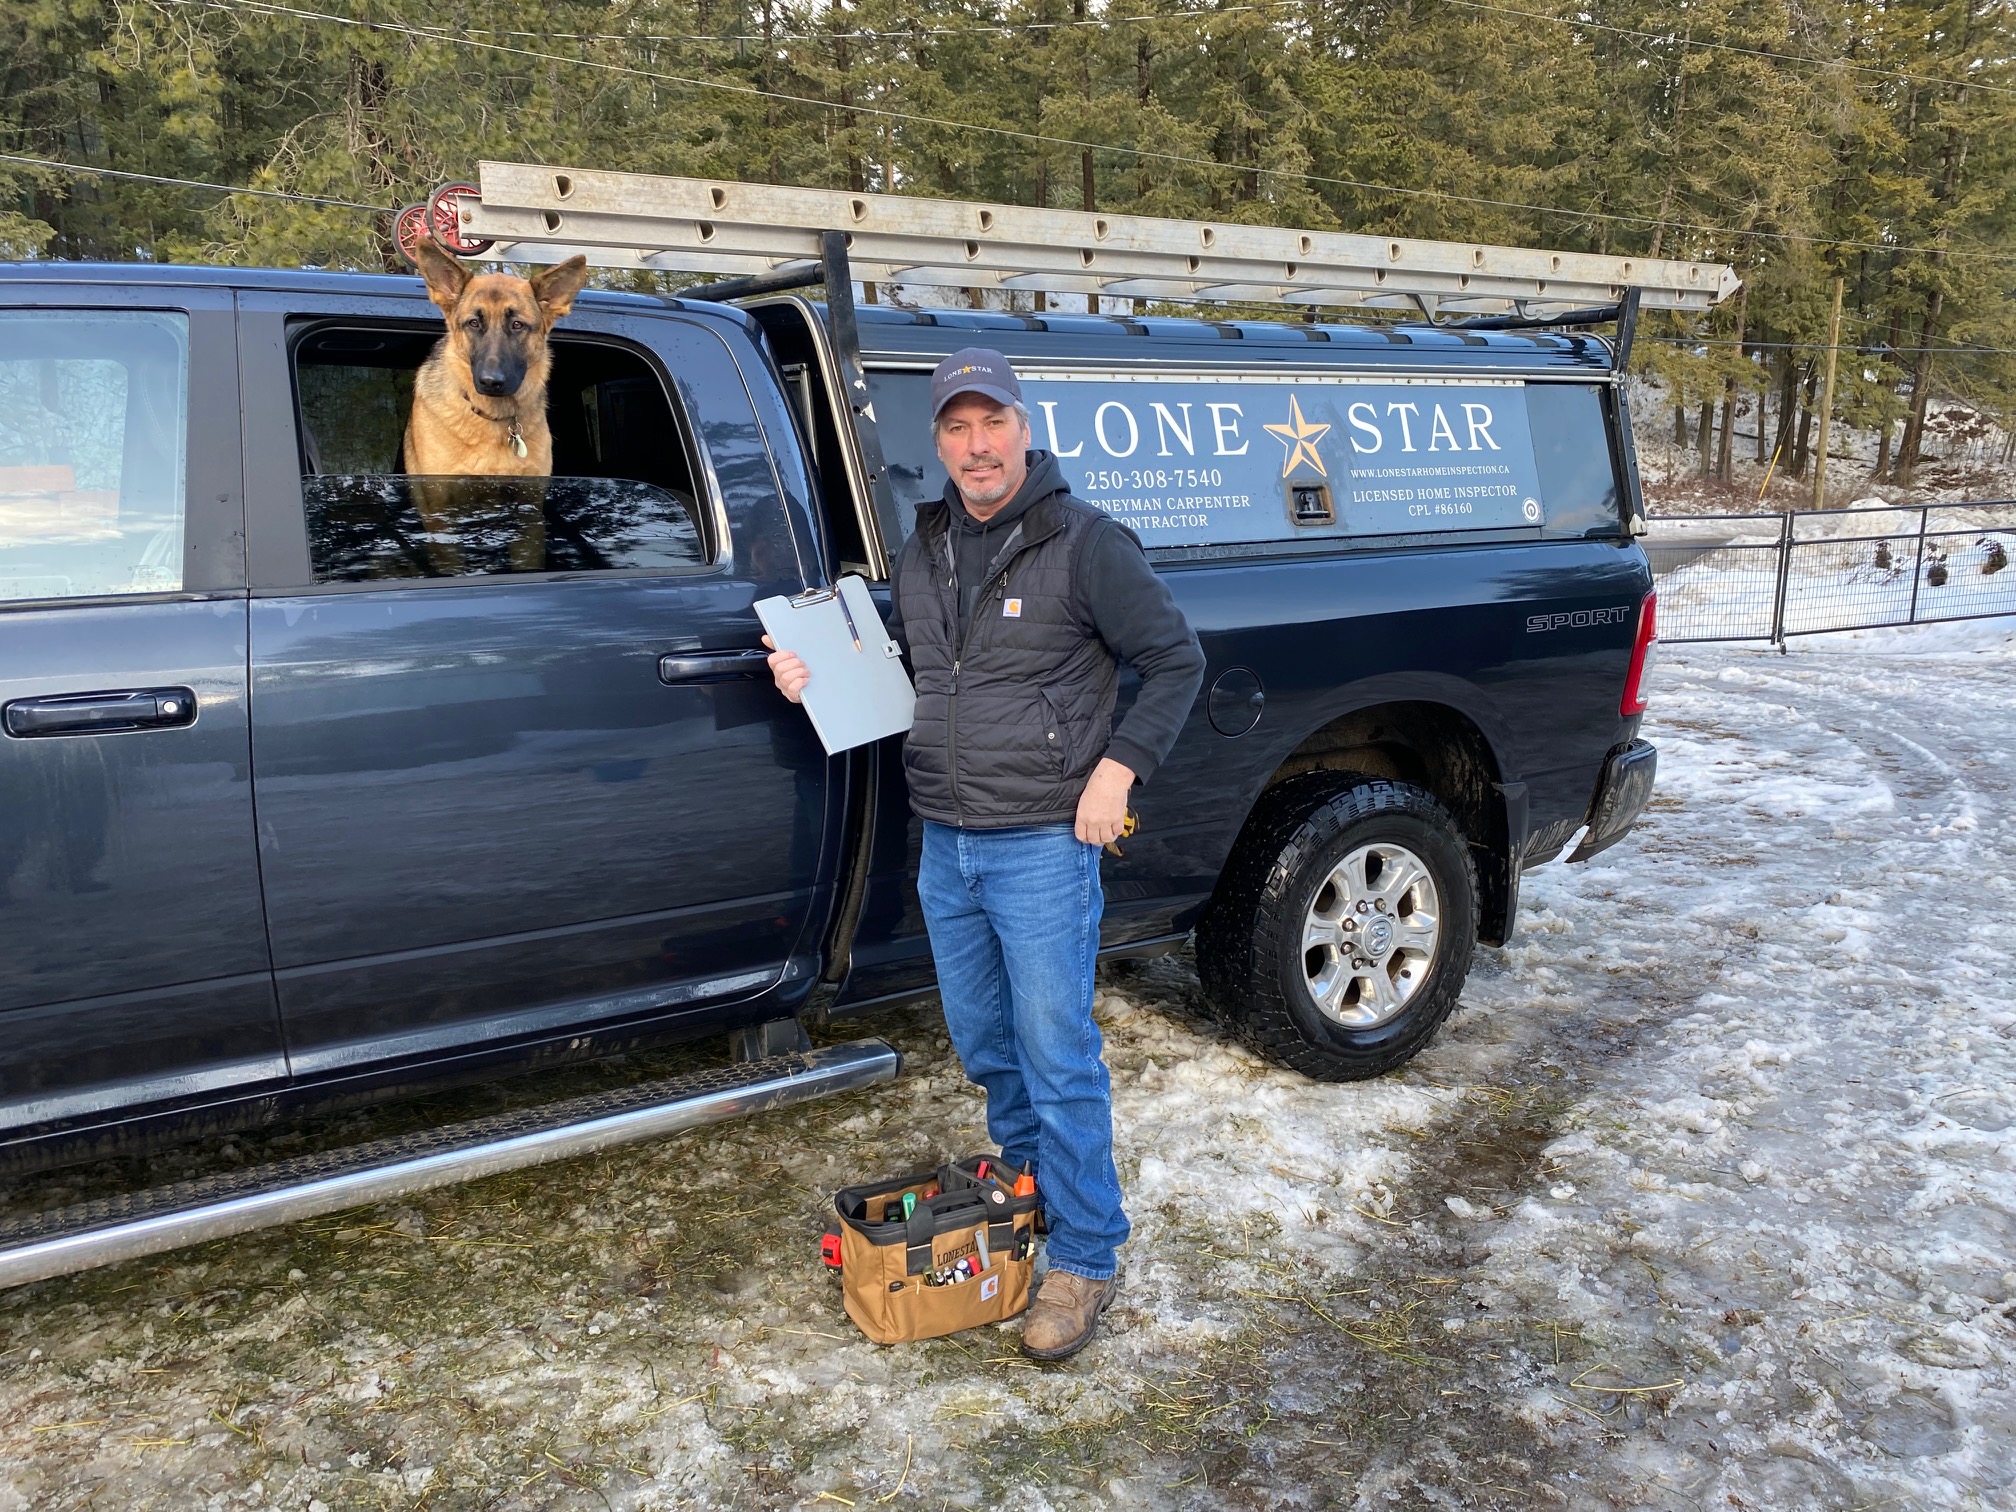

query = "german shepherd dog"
(404, 235), (589, 570)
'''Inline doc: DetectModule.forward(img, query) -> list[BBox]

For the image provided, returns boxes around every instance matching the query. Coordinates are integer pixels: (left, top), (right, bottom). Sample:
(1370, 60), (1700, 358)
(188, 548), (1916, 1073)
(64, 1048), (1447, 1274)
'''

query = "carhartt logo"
(981, 1274), (1000, 1300)
(1003, 597), (1022, 617)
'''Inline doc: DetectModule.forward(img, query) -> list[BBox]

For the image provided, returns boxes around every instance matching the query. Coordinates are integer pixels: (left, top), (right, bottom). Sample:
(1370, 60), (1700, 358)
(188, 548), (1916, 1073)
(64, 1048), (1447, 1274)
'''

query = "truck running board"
(0, 1039), (899, 1290)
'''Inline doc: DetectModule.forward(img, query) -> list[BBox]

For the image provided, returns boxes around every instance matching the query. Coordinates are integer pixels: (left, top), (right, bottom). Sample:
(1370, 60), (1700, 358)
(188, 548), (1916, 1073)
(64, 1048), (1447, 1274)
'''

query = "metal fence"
(1644, 500), (2016, 643)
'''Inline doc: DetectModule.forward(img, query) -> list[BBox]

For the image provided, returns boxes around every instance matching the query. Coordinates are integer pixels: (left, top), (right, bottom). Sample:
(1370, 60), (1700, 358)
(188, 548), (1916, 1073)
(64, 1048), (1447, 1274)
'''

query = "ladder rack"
(454, 161), (1738, 319)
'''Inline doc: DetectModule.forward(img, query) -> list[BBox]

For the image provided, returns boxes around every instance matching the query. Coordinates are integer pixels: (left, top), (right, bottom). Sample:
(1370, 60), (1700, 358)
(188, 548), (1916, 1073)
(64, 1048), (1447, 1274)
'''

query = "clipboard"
(754, 575), (915, 755)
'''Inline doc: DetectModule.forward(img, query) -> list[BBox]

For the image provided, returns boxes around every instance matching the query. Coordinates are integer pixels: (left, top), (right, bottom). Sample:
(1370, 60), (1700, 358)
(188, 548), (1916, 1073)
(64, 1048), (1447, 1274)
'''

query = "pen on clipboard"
(790, 584), (862, 653)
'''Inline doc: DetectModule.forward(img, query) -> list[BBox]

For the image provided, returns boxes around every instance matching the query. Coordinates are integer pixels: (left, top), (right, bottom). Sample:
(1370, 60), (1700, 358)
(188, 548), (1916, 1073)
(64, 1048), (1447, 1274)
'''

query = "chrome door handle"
(3, 688), (199, 738)
(657, 649), (771, 684)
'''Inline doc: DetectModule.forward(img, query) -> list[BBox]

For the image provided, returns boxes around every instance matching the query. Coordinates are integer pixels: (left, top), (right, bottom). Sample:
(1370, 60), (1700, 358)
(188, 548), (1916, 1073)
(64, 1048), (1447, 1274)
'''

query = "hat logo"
(931, 348), (1024, 418)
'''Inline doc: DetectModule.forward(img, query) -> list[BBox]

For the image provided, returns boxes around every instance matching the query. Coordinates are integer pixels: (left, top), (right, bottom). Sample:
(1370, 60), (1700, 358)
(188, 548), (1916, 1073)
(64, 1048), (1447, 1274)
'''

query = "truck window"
(865, 368), (937, 548)
(1524, 382), (1622, 538)
(291, 326), (711, 583)
(0, 310), (188, 602)
(865, 369), (1622, 549)
(743, 300), (885, 579)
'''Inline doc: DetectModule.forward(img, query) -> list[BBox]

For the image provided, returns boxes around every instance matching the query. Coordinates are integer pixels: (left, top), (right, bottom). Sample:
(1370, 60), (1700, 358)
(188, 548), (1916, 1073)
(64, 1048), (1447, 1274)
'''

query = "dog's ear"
(530, 256), (590, 323)
(410, 235), (472, 312)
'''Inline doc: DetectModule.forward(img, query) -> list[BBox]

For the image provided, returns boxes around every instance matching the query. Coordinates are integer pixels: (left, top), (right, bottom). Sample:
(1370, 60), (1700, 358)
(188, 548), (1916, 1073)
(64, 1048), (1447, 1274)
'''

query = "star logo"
(1264, 394), (1331, 477)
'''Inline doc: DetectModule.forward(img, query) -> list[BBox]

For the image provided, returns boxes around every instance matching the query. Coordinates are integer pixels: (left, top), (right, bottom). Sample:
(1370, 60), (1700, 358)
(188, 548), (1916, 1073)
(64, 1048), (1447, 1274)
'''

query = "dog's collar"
(464, 393), (529, 459)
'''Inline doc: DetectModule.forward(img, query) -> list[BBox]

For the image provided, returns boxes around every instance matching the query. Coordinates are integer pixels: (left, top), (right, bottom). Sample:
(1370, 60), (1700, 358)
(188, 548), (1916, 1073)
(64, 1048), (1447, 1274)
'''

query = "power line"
(1437, 0), (2016, 100)
(1835, 307), (2011, 357)
(261, 1), (1288, 46)
(1664, 305), (2015, 358)
(6, 160), (2008, 355)
(1701, 305), (2016, 358)
(180, 0), (2016, 267)
(215, 0), (2016, 101)
(1647, 335), (2016, 357)
(0, 152), (394, 211)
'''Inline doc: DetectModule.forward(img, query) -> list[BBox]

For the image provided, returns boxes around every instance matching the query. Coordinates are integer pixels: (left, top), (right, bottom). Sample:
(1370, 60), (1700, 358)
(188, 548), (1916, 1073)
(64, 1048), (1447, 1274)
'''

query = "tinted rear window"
(1524, 382), (1621, 538)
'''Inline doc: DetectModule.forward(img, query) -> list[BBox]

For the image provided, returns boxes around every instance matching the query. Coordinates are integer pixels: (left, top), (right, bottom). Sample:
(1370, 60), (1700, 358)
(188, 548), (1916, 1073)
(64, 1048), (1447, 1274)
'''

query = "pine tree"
(1, 0), (2009, 452)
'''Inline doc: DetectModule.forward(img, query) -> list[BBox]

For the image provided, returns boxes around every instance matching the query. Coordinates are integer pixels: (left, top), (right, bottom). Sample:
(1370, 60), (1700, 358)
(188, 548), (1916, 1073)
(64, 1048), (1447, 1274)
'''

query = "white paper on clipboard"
(754, 575), (915, 755)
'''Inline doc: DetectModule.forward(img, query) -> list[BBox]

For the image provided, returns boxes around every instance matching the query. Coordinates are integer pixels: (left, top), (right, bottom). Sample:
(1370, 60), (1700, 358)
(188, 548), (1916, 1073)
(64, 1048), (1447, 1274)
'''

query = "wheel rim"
(1300, 841), (1441, 1028)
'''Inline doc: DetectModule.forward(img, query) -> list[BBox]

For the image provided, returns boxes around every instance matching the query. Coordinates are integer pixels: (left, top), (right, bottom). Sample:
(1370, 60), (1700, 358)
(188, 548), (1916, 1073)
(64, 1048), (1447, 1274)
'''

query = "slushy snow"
(0, 624), (2011, 1510)
(1448, 621), (2016, 1509)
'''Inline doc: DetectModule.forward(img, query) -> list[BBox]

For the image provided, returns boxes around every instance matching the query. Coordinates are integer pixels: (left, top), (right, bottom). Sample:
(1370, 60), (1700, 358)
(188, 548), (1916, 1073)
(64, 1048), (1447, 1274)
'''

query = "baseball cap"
(930, 347), (1023, 419)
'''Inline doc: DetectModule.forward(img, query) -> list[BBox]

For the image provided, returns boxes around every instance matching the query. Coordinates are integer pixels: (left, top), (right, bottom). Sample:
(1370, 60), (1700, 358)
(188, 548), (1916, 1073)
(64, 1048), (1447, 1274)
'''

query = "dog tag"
(508, 427), (528, 459)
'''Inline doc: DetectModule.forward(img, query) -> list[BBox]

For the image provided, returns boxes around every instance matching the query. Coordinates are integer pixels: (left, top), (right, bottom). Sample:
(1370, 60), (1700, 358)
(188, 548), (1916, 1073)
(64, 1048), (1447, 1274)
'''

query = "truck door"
(0, 287), (283, 1138)
(741, 299), (936, 1011)
(238, 291), (835, 1077)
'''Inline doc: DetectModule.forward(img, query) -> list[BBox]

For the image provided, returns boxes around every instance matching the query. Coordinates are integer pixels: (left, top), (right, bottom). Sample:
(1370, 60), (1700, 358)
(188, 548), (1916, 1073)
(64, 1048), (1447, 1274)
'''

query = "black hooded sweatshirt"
(886, 449), (1204, 787)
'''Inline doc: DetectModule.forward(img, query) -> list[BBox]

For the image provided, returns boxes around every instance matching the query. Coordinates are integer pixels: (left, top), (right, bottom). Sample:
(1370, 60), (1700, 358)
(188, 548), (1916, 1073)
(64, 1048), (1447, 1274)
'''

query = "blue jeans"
(917, 820), (1128, 1281)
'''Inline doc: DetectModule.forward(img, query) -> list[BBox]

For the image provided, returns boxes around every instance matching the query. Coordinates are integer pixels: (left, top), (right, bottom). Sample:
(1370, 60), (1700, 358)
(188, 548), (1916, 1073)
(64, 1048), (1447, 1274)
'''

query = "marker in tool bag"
(974, 1159), (990, 1182)
(901, 1191), (917, 1219)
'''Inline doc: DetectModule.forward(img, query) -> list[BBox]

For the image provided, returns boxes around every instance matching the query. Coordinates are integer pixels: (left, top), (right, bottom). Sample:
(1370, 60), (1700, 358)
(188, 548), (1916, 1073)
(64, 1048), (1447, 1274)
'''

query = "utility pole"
(1811, 276), (1844, 510)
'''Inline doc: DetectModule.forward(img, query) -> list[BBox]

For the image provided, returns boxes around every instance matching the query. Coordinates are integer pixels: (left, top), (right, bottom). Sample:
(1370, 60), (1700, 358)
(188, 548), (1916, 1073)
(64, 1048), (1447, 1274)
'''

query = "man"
(767, 347), (1205, 1360)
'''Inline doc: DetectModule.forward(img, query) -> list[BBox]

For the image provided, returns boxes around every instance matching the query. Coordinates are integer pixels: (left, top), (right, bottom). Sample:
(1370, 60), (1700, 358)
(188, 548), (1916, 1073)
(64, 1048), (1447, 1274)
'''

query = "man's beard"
(960, 459), (1017, 506)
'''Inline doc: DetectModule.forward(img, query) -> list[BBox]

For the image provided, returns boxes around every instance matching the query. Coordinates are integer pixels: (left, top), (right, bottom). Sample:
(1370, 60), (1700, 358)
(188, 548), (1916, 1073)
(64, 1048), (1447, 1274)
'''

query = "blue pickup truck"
(0, 258), (1656, 1168)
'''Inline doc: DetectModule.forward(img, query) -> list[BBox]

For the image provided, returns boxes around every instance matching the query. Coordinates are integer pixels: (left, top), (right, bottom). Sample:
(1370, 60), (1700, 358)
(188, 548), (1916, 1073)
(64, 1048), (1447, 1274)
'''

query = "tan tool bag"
(824, 1155), (1040, 1345)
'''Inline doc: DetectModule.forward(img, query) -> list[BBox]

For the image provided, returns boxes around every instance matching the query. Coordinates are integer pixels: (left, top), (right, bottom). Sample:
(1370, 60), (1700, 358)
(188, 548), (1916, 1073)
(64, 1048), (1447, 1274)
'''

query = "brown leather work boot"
(1020, 1268), (1119, 1361)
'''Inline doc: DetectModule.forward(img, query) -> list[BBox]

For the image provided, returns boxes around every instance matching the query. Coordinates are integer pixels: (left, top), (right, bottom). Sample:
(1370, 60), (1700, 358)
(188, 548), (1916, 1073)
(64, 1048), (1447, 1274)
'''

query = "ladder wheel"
(392, 203), (432, 266)
(428, 181), (492, 257)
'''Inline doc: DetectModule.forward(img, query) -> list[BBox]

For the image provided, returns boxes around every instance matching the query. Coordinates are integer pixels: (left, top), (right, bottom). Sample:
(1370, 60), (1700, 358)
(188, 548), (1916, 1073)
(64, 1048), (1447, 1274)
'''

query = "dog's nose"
(475, 371), (513, 395)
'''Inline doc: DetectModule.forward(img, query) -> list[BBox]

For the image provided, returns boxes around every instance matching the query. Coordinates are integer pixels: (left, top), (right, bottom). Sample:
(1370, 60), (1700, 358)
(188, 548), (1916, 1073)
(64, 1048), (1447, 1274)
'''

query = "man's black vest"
(895, 489), (1119, 827)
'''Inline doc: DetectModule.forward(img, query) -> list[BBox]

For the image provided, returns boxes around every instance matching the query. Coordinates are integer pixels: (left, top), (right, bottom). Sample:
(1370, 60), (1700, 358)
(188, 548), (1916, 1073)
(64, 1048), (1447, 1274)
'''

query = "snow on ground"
(1798, 616), (2016, 656)
(1467, 624), (2016, 1509)
(1, 628), (2013, 1510)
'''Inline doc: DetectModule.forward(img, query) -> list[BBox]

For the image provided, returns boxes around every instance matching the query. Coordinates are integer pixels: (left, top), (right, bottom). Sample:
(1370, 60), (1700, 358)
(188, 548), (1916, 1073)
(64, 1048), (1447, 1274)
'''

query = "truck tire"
(1197, 773), (1477, 1081)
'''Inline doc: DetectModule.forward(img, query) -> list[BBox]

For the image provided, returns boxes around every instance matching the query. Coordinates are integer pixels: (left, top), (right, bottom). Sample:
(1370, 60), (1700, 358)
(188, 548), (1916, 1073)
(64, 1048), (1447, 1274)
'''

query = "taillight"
(1620, 590), (1657, 717)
